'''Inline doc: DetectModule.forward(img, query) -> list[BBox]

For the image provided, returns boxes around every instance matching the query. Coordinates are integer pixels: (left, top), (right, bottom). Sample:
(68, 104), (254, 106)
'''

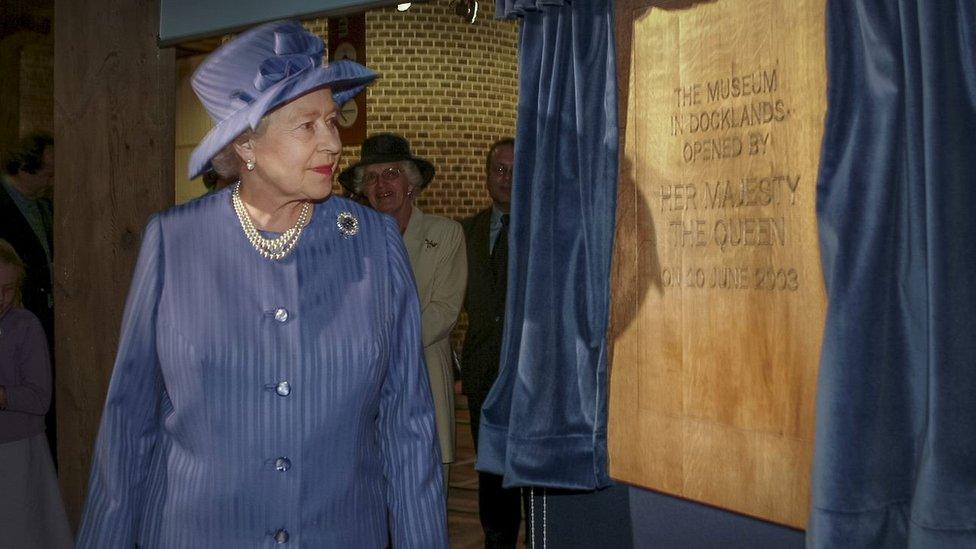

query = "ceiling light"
(397, 3), (412, 10)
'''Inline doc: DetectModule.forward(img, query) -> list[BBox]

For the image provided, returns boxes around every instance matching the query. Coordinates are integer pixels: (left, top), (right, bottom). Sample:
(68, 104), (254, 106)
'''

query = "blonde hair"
(0, 239), (26, 307)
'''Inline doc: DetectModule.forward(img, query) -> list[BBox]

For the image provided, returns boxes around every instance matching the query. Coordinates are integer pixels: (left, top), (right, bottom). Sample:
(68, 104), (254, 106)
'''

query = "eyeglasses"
(490, 164), (513, 178)
(362, 167), (403, 187)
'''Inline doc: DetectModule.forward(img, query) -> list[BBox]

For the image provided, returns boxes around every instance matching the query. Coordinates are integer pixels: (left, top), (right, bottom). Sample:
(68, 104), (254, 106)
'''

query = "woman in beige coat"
(340, 134), (467, 485)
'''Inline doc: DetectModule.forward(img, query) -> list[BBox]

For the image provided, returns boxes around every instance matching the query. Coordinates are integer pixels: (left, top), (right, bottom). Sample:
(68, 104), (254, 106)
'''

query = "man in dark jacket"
(461, 138), (525, 548)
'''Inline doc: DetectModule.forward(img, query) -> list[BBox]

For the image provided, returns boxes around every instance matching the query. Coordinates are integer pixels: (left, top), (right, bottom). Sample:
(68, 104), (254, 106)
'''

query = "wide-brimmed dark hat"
(187, 20), (377, 179)
(338, 133), (435, 193)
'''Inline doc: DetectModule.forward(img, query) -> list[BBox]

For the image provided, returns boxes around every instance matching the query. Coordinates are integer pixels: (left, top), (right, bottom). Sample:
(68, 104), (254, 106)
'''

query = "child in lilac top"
(0, 238), (71, 548)
(0, 239), (50, 440)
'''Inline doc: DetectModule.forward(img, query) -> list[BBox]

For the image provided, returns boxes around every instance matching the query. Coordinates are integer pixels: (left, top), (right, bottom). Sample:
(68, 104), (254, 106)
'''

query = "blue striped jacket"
(76, 189), (447, 547)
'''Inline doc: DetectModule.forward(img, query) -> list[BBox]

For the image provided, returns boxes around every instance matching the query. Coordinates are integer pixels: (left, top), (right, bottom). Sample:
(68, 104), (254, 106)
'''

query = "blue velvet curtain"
(477, 0), (618, 490)
(809, 1), (976, 547)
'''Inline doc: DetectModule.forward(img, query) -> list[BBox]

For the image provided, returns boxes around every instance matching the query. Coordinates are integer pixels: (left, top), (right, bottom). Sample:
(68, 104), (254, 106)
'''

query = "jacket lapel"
(402, 206), (425, 265)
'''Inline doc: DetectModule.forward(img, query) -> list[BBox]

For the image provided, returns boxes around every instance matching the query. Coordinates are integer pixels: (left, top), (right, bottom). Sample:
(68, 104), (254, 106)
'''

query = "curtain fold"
(495, 0), (569, 19)
(476, 0), (617, 490)
(809, 1), (976, 547)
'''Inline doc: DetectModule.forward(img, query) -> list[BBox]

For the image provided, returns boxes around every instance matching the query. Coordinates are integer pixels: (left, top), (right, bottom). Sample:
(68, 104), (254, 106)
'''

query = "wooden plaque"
(608, 0), (827, 528)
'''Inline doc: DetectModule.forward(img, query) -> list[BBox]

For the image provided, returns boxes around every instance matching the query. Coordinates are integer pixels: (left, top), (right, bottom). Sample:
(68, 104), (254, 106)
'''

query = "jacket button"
(274, 529), (289, 544)
(274, 308), (289, 323)
(275, 457), (291, 472)
(275, 381), (291, 397)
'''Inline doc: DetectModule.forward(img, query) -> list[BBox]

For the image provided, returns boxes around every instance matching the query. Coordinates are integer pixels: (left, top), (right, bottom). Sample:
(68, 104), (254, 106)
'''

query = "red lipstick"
(312, 165), (334, 177)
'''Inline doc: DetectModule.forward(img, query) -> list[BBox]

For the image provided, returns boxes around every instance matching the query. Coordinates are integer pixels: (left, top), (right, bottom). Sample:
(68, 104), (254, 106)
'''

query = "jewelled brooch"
(337, 212), (360, 237)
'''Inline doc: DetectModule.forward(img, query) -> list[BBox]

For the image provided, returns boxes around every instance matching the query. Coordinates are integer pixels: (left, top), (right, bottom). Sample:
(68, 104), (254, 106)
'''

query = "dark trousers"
(469, 396), (529, 549)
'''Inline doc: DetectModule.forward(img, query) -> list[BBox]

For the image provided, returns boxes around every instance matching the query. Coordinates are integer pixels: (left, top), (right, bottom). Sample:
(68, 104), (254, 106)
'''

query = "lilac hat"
(188, 20), (376, 179)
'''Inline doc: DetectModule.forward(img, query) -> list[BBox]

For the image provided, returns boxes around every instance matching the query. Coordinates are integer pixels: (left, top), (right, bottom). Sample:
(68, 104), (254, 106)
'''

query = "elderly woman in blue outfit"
(76, 21), (448, 548)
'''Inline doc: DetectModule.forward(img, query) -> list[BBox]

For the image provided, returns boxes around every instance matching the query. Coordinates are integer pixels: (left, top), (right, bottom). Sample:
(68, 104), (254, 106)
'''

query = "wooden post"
(54, 0), (174, 525)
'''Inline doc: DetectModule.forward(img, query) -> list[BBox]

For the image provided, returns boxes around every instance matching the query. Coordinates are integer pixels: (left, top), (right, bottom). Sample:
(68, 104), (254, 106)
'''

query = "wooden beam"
(54, 0), (174, 526)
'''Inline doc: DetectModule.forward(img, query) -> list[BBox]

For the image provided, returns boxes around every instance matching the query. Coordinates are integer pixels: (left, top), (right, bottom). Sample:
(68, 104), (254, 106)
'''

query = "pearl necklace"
(231, 181), (311, 261)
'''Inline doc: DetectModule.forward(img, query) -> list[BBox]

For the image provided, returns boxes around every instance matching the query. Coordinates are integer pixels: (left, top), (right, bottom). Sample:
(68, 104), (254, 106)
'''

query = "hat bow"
(230, 29), (325, 110)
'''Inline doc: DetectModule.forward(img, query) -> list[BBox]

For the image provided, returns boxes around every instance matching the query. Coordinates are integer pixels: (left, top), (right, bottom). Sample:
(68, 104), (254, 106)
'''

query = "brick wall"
(305, 2), (519, 221)
(19, 40), (53, 136)
(0, 32), (52, 150)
